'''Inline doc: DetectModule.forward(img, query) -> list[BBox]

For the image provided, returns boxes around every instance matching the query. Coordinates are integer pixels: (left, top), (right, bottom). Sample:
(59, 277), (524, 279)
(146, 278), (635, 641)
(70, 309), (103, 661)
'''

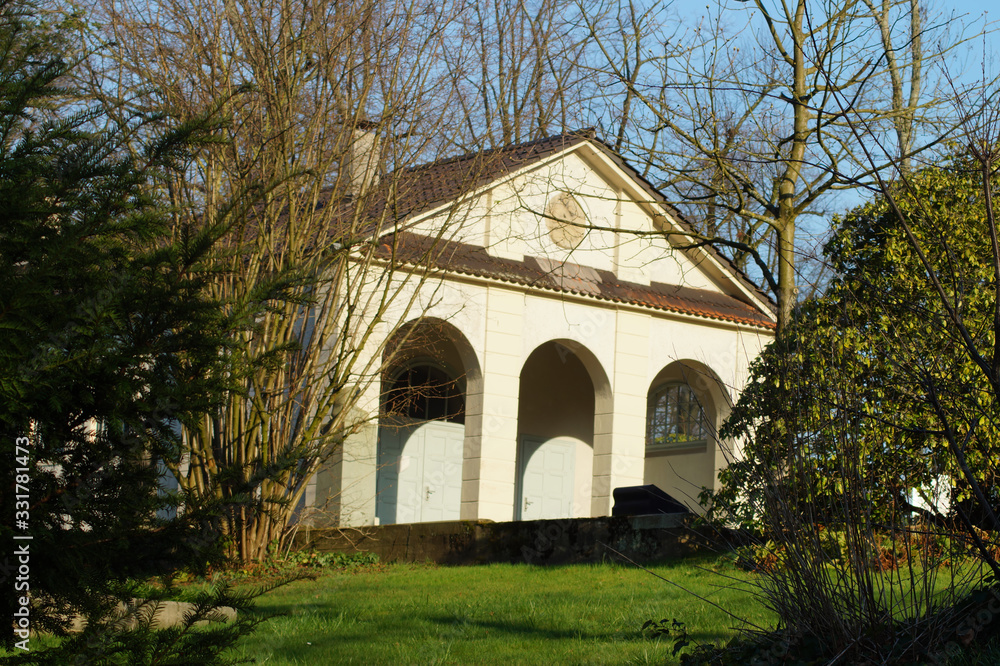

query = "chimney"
(344, 120), (380, 198)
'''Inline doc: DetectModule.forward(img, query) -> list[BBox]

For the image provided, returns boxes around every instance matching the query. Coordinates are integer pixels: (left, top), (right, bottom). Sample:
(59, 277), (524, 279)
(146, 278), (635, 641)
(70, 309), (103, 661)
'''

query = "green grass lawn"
(230, 555), (774, 665)
(9, 552), (991, 664)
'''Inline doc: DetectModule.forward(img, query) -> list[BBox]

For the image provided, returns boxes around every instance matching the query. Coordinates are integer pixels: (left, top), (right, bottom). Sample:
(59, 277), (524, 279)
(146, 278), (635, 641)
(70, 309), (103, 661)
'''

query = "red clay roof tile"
(377, 232), (775, 329)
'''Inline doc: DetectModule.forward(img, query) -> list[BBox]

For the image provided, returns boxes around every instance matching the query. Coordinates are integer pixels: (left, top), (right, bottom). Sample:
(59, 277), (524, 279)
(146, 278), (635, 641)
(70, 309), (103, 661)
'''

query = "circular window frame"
(545, 192), (587, 249)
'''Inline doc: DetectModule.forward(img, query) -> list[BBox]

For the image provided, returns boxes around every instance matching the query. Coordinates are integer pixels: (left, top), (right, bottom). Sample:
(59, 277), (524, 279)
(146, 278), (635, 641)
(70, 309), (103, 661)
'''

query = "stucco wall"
(310, 274), (770, 527)
(306, 141), (773, 528)
(405, 147), (731, 294)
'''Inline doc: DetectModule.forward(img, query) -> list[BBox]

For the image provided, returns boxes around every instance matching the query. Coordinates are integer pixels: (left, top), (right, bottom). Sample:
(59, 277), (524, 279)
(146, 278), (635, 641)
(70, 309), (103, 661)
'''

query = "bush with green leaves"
(715, 148), (1000, 531)
(282, 550), (379, 569)
(703, 145), (1000, 662)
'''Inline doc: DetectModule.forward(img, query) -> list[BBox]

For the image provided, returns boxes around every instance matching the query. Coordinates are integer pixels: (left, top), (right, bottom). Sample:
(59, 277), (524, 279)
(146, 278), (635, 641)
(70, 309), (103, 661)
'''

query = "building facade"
(304, 131), (775, 527)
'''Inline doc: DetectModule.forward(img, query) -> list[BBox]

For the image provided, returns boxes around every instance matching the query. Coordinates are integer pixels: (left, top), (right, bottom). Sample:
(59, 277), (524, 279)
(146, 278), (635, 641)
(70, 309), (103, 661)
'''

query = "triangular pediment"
(398, 132), (775, 328)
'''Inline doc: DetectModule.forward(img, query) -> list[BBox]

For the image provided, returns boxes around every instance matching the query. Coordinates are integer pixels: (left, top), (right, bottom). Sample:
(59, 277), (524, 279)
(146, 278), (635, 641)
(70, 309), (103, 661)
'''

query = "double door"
(376, 420), (464, 524)
(517, 436), (577, 521)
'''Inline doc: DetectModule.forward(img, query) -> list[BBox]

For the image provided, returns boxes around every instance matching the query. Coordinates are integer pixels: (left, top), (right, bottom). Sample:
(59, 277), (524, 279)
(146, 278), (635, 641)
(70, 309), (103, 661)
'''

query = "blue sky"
(666, 0), (998, 69)
(655, 0), (1000, 288)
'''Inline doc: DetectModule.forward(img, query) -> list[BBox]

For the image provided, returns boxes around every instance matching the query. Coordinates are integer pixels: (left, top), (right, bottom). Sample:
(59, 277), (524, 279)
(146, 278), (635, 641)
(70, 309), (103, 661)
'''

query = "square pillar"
(461, 286), (523, 521)
(592, 310), (648, 515)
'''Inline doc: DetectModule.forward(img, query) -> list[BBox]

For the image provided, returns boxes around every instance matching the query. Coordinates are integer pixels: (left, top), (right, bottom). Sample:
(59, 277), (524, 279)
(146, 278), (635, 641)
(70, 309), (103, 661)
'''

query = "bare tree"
(83, 0), (490, 561)
(864, 0), (924, 173)
(440, 0), (594, 150)
(584, 0), (965, 333)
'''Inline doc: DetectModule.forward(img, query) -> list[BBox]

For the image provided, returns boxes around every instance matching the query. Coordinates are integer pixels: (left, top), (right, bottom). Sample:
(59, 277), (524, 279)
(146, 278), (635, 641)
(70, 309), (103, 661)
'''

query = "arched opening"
(643, 361), (726, 512)
(376, 318), (480, 524)
(384, 364), (465, 424)
(515, 340), (604, 520)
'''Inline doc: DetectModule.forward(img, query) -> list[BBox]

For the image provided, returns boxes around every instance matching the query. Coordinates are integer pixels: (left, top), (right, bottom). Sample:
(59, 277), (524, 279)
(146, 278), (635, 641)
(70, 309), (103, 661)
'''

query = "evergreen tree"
(0, 0), (269, 659)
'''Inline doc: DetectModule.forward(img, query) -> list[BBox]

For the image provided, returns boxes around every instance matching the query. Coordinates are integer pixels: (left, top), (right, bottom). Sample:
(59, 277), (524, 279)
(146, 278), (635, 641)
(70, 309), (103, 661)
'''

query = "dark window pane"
(385, 364), (464, 423)
(646, 383), (707, 449)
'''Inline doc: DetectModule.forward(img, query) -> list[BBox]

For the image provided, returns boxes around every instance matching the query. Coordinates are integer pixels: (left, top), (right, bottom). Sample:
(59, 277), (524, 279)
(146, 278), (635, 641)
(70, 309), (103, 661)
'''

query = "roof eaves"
(377, 232), (776, 330)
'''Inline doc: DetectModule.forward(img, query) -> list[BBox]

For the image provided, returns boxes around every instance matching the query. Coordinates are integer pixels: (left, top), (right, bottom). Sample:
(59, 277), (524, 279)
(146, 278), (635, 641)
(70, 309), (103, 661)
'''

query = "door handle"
(426, 486), (434, 501)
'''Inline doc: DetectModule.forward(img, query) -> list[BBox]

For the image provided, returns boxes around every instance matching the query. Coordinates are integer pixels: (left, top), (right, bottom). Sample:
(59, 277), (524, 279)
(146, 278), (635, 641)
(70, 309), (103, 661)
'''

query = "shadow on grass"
(249, 604), (656, 643)
(423, 614), (640, 641)
(422, 613), (731, 646)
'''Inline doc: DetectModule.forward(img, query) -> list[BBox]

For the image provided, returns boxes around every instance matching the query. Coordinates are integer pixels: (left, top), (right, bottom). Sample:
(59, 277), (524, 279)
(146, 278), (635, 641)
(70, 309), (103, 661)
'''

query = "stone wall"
(291, 515), (731, 565)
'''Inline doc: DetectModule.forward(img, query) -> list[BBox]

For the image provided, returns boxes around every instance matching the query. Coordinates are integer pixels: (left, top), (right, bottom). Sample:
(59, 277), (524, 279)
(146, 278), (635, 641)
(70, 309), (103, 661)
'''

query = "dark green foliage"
(13, 583), (274, 666)
(0, 0), (271, 660)
(701, 147), (1000, 664)
(715, 149), (1000, 530)
(677, 632), (795, 666)
(641, 618), (691, 656)
(280, 549), (379, 569)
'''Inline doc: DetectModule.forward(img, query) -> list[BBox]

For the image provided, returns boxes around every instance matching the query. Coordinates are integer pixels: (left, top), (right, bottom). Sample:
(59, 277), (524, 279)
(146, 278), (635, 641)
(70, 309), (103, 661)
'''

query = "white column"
(592, 309), (648, 515)
(462, 286), (523, 521)
(337, 382), (380, 526)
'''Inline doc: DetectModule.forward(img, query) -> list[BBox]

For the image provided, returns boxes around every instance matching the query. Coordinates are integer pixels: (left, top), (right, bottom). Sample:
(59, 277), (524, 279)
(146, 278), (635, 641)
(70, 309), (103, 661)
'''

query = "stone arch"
(515, 339), (612, 520)
(375, 317), (482, 524)
(382, 317), (483, 399)
(643, 359), (730, 513)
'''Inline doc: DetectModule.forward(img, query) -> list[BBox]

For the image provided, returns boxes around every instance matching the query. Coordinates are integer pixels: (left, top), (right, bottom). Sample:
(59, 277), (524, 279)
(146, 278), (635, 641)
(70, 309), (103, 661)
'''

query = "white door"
(377, 420), (464, 524)
(419, 425), (464, 521)
(518, 436), (576, 520)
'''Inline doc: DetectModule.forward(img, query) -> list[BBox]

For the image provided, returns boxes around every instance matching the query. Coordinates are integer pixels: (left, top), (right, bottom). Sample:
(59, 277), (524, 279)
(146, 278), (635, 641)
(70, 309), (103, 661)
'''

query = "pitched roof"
(389, 129), (599, 219)
(313, 131), (599, 241)
(377, 232), (775, 329)
(380, 130), (774, 315)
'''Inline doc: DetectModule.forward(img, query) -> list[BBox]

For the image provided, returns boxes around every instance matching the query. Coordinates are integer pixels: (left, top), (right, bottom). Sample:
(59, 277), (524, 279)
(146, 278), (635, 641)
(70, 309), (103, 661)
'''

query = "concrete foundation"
(291, 514), (732, 565)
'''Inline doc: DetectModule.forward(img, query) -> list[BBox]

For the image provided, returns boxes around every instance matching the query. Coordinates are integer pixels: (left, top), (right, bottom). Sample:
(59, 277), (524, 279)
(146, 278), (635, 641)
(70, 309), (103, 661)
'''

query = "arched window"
(384, 363), (465, 424)
(646, 383), (708, 452)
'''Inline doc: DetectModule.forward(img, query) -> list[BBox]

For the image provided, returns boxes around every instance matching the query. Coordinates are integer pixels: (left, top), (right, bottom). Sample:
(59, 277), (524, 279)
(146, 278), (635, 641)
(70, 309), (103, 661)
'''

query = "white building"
(306, 130), (775, 527)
